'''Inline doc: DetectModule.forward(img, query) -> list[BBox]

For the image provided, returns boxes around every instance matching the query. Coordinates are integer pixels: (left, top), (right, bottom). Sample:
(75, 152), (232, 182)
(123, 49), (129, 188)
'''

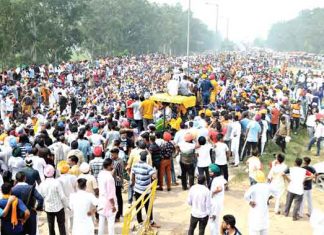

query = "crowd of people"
(0, 51), (322, 235)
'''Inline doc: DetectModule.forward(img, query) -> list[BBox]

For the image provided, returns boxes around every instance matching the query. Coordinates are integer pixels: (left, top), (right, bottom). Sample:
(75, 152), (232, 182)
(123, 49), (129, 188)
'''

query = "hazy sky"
(151, 0), (324, 42)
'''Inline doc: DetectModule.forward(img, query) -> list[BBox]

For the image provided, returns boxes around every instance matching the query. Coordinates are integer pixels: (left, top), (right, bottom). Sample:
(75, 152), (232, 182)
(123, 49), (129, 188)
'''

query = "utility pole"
(186, 0), (191, 76)
(205, 1), (219, 51)
(215, 4), (219, 52)
(226, 18), (229, 41)
(215, 4), (219, 36)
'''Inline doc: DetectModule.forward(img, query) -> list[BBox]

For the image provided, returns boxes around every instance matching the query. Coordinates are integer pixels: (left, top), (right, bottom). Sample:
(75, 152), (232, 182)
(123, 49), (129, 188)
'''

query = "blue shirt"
(246, 121), (261, 142)
(12, 183), (44, 210)
(199, 80), (213, 94)
(0, 198), (28, 234)
(78, 139), (91, 162)
(240, 118), (250, 134)
(29, 69), (35, 79)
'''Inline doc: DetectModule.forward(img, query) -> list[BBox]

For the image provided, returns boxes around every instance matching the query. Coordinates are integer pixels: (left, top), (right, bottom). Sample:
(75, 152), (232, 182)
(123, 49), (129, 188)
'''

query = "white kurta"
(261, 120), (268, 143)
(244, 183), (278, 232)
(0, 99), (6, 120)
(209, 176), (227, 235)
(268, 162), (287, 213)
(230, 121), (241, 165)
(70, 190), (98, 235)
(268, 162), (287, 192)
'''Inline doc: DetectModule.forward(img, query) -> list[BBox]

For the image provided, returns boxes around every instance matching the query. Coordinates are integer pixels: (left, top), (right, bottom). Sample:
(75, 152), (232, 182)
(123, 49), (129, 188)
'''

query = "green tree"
(267, 8), (324, 53)
(0, 0), (87, 67)
(0, 0), (220, 67)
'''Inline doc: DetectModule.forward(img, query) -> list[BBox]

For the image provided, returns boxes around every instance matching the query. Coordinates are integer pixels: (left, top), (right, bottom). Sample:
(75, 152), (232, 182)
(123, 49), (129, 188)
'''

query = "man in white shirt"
(174, 123), (188, 146)
(57, 161), (77, 234)
(66, 128), (78, 146)
(39, 164), (68, 235)
(196, 136), (212, 186)
(209, 164), (227, 235)
(260, 114), (269, 155)
(97, 158), (117, 235)
(48, 136), (70, 166)
(307, 119), (324, 156)
(246, 149), (262, 186)
(283, 157), (312, 221)
(214, 134), (230, 186)
(5, 95), (14, 115)
(178, 75), (193, 96)
(306, 112), (316, 138)
(187, 175), (211, 235)
(8, 147), (25, 181)
(89, 127), (106, 148)
(230, 115), (241, 166)
(244, 170), (278, 235)
(129, 96), (143, 132)
(267, 153), (287, 214)
(69, 178), (98, 235)
(0, 96), (7, 120)
(178, 133), (196, 190)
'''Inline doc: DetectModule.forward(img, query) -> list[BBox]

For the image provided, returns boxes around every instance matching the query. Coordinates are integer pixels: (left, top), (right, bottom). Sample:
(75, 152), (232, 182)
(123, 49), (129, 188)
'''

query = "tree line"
(254, 8), (324, 54)
(0, 0), (220, 68)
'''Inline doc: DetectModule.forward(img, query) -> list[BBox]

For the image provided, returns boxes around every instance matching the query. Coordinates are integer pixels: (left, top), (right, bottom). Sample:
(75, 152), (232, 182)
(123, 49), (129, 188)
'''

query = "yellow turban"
(199, 109), (212, 117)
(57, 161), (70, 174)
(255, 170), (266, 183)
(205, 109), (212, 117)
(260, 109), (267, 114)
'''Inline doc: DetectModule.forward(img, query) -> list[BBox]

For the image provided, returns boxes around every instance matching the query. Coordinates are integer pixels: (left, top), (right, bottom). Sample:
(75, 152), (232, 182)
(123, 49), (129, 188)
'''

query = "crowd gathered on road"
(0, 51), (323, 235)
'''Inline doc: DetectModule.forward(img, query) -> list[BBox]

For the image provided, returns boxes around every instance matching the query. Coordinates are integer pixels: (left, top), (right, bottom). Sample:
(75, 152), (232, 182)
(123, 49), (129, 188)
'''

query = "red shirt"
(126, 100), (134, 119)
(271, 108), (280, 124)
(209, 128), (226, 143)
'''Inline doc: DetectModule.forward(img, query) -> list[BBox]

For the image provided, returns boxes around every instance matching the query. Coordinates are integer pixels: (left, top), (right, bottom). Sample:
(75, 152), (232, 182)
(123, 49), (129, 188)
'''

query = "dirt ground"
(38, 173), (324, 235)
(129, 181), (323, 235)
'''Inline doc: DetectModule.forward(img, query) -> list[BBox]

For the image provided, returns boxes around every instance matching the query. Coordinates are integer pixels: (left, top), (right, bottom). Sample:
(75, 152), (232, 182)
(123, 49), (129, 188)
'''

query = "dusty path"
(137, 181), (323, 235)
(39, 177), (323, 235)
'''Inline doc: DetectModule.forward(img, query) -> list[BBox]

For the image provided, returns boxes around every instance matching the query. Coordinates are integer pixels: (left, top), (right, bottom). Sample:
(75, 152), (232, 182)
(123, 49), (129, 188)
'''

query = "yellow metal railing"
(122, 180), (158, 235)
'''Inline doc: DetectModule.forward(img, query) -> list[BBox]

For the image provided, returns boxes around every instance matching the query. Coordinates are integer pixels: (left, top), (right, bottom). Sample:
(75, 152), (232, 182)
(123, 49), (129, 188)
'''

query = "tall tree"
(267, 8), (324, 53)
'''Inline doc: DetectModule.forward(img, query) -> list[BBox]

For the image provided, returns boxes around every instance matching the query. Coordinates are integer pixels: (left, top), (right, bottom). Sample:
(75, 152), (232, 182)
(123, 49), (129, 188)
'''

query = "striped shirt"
(131, 161), (155, 194)
(89, 158), (104, 180)
(39, 178), (68, 212)
(112, 158), (123, 187)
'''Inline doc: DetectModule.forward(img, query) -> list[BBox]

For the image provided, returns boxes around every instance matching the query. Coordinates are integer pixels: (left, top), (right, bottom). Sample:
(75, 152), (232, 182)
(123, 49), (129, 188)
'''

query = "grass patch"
(231, 127), (322, 182)
(231, 168), (246, 183)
